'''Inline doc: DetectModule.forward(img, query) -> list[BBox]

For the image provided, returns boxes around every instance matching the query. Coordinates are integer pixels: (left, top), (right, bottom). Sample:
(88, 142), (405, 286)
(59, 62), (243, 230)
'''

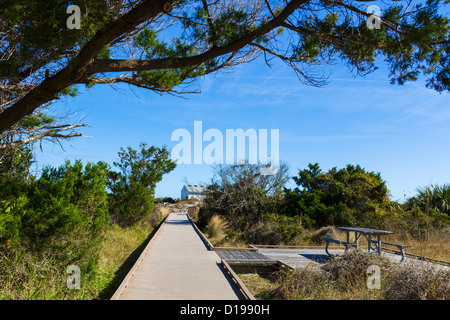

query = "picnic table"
(337, 227), (394, 254)
(321, 226), (412, 261)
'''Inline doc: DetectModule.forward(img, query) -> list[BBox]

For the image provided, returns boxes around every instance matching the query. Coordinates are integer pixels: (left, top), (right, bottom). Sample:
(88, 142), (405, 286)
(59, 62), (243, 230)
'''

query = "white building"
(181, 185), (207, 200)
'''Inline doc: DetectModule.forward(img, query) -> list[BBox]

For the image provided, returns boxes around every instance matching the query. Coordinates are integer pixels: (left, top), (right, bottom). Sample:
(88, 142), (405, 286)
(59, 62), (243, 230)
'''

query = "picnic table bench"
(369, 240), (411, 262)
(321, 237), (357, 257)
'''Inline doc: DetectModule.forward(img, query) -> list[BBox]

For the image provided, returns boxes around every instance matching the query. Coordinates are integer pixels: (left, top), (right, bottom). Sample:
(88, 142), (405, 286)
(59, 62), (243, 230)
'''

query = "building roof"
(184, 185), (207, 194)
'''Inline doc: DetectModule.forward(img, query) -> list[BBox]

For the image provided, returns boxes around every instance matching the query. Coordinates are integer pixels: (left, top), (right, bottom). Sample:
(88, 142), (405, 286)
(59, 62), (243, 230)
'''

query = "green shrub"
(0, 196), (27, 247)
(0, 160), (110, 272)
(24, 160), (109, 270)
(243, 214), (302, 245)
(0, 142), (176, 299)
(264, 213), (302, 243)
(282, 163), (389, 229)
(107, 143), (176, 226)
(197, 206), (213, 230)
(244, 221), (282, 245)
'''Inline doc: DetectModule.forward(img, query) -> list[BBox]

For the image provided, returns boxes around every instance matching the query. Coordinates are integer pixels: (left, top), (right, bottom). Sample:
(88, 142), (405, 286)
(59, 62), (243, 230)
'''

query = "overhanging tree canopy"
(1, 0), (449, 142)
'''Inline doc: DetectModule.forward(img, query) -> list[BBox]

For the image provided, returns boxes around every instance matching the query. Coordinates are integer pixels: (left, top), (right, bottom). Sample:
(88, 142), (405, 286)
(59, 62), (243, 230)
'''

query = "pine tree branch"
(0, 123), (87, 149)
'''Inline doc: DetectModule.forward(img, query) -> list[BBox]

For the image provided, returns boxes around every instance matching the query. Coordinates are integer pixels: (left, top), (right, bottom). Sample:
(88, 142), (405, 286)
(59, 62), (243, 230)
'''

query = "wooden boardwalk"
(112, 213), (241, 300)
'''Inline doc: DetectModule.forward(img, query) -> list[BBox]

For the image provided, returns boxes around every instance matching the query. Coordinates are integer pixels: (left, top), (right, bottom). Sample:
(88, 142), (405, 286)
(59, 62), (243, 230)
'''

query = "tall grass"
(206, 215), (229, 244)
(388, 229), (450, 262)
(0, 246), (67, 299)
(0, 216), (159, 299)
(272, 250), (388, 300)
(241, 250), (450, 300)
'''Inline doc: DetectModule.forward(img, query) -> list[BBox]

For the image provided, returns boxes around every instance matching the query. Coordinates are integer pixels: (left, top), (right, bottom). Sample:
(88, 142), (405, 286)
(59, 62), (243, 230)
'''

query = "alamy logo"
(66, 264), (81, 290)
(366, 5), (381, 30)
(366, 265), (381, 290)
(66, 5), (81, 29)
(171, 121), (279, 175)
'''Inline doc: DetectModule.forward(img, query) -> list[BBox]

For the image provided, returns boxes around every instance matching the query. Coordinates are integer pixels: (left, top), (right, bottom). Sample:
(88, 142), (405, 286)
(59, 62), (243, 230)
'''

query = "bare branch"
(0, 123), (87, 149)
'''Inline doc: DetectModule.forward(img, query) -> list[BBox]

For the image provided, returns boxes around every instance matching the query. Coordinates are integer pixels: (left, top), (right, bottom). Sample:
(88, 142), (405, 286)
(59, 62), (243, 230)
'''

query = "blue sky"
(33, 55), (450, 203)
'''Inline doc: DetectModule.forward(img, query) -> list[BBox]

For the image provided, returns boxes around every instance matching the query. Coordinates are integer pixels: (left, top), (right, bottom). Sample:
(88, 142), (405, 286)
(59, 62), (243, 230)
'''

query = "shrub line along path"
(112, 212), (241, 300)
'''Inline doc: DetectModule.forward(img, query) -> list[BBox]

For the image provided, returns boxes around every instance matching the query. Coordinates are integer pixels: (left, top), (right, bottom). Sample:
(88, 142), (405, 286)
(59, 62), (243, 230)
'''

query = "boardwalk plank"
(216, 250), (270, 261)
(114, 213), (241, 300)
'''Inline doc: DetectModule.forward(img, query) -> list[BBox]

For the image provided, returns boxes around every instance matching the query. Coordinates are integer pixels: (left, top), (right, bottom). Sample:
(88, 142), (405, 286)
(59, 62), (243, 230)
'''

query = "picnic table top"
(337, 227), (394, 235)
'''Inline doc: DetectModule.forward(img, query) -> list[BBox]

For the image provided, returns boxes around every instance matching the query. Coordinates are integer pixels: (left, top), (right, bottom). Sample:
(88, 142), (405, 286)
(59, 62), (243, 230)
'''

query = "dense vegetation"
(199, 162), (450, 247)
(0, 142), (176, 299)
(107, 143), (177, 226)
(1, 149), (448, 299)
(199, 162), (450, 300)
(2, 0), (450, 301)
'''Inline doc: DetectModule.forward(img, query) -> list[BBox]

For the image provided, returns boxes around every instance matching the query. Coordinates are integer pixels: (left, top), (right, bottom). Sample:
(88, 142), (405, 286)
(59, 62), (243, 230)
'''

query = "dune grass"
(0, 213), (166, 300)
(238, 250), (450, 300)
(205, 215), (229, 245)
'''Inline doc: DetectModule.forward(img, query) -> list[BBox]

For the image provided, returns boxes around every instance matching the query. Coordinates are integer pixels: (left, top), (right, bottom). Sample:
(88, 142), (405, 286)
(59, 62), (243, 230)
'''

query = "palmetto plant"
(411, 184), (450, 215)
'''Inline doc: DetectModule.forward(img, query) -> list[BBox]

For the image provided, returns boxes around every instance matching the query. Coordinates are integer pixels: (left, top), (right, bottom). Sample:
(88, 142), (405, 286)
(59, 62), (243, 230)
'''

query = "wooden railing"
(221, 260), (256, 300)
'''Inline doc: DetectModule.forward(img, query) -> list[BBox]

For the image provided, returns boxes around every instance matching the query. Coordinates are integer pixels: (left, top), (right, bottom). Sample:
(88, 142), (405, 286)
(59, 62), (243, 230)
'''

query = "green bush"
(0, 142), (176, 298)
(197, 206), (214, 230)
(107, 143), (176, 226)
(0, 196), (26, 246)
(264, 213), (302, 243)
(244, 214), (302, 245)
(281, 163), (390, 229)
(25, 160), (109, 270)
(244, 221), (282, 245)
(0, 160), (110, 271)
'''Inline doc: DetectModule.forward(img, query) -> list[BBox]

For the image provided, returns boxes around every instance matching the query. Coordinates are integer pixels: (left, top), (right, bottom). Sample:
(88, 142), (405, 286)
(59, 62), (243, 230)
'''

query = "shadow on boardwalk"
(299, 254), (332, 264)
(165, 220), (191, 225)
